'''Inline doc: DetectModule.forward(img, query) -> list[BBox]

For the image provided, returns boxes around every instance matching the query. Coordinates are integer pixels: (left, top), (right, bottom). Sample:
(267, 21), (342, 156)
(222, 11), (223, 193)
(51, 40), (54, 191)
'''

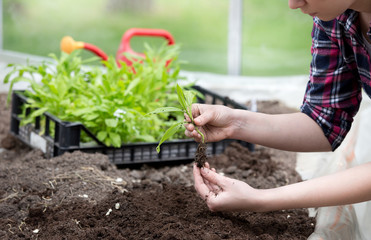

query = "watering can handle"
(116, 28), (175, 65)
(60, 36), (108, 61)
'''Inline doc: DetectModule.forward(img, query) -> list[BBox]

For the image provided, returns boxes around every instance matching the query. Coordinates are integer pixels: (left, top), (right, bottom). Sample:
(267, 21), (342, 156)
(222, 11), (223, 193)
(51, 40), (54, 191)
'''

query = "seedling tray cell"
(10, 85), (254, 167)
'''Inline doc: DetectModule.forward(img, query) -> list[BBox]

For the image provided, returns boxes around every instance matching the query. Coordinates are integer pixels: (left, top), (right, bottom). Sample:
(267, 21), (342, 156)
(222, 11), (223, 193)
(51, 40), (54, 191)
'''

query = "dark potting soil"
(0, 93), (315, 239)
(195, 142), (208, 168)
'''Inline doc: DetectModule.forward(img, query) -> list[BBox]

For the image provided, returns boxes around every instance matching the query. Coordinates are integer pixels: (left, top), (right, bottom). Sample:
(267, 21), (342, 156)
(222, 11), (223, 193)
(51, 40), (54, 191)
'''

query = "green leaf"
(156, 121), (183, 153)
(48, 83), (59, 95)
(29, 107), (48, 119)
(124, 77), (141, 96)
(70, 108), (94, 117)
(171, 67), (180, 79)
(5, 76), (34, 104)
(84, 113), (100, 121)
(184, 90), (196, 109)
(97, 131), (108, 141)
(135, 134), (156, 142)
(109, 132), (121, 147)
(176, 84), (187, 111)
(82, 56), (101, 65)
(147, 107), (183, 115)
(105, 118), (118, 128)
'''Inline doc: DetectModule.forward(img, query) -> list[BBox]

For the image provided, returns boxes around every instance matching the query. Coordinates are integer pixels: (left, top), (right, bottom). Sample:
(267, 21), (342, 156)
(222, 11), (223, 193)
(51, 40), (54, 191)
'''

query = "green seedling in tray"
(4, 44), (188, 148)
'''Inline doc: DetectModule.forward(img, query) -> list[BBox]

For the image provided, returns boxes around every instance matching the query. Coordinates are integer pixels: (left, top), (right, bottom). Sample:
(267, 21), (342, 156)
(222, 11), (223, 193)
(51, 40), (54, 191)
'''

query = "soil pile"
(0, 93), (315, 239)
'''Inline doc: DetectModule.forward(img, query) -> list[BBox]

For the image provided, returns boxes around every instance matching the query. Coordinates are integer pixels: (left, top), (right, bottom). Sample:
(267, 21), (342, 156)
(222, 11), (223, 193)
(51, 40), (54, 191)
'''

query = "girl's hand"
(193, 162), (263, 212)
(184, 104), (236, 143)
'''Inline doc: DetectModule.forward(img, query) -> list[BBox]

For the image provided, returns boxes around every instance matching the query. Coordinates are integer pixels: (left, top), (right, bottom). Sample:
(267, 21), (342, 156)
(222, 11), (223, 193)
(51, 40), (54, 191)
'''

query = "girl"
(185, 0), (371, 214)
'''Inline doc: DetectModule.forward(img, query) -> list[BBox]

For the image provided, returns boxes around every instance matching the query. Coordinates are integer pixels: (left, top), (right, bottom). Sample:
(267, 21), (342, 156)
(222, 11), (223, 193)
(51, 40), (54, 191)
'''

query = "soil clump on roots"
(0, 93), (315, 239)
(195, 142), (208, 167)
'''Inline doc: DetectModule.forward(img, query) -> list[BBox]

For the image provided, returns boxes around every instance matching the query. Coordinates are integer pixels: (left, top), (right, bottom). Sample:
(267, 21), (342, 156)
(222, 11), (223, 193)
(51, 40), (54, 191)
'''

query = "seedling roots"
(195, 142), (207, 168)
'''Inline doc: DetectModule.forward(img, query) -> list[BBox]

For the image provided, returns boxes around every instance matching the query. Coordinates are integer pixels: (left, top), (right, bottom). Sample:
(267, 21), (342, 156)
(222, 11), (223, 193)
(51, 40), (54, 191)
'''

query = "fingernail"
(201, 167), (209, 174)
(196, 118), (201, 125)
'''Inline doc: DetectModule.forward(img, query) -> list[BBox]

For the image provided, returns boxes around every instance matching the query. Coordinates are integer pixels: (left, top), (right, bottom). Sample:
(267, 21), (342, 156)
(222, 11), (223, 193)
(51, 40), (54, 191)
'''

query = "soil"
(0, 93), (315, 240)
(195, 142), (208, 168)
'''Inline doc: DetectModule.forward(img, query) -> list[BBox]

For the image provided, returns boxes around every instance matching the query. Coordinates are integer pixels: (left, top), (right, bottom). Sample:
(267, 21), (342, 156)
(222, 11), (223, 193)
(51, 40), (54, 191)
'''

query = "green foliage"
(4, 44), (189, 147)
(149, 84), (204, 153)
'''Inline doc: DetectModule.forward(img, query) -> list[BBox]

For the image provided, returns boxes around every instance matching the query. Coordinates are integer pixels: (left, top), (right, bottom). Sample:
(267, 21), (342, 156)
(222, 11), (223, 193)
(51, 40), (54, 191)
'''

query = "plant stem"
(186, 107), (205, 144)
(194, 126), (205, 143)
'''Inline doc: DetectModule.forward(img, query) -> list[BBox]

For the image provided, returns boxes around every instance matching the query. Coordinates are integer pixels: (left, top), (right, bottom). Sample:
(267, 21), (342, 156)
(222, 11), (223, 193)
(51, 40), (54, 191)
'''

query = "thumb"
(200, 167), (225, 187)
(193, 115), (204, 126)
(194, 111), (213, 127)
(192, 105), (210, 126)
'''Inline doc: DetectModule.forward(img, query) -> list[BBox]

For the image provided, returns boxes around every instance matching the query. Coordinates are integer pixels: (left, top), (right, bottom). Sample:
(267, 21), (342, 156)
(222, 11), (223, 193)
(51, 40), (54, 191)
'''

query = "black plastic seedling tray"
(10, 85), (254, 167)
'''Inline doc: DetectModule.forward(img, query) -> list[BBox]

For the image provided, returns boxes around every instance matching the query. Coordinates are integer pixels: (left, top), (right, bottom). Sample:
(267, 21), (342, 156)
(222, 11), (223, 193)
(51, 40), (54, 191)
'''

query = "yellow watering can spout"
(60, 36), (84, 54)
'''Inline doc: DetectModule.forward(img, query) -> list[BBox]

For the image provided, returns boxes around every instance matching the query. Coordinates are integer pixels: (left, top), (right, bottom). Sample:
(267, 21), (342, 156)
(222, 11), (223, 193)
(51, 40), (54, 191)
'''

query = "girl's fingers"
(192, 130), (202, 139)
(203, 163), (222, 193)
(184, 113), (192, 123)
(193, 164), (212, 201)
(184, 122), (195, 132)
(184, 129), (192, 138)
(200, 166), (227, 190)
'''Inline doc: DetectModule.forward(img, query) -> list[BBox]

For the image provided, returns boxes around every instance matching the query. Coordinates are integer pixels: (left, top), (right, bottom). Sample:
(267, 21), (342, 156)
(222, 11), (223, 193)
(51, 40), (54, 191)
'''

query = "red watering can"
(60, 28), (175, 67)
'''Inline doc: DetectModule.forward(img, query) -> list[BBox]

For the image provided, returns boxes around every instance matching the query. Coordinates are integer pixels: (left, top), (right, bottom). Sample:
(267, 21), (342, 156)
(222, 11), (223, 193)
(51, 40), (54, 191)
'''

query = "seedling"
(149, 84), (207, 167)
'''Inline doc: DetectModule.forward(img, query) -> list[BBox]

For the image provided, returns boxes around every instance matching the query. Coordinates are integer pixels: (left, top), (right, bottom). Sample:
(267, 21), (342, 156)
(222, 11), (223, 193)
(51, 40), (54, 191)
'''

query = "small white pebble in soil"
(287, 215), (291, 219)
(33, 229), (39, 234)
(115, 203), (120, 210)
(116, 177), (123, 183)
(180, 166), (188, 172)
(106, 208), (112, 216)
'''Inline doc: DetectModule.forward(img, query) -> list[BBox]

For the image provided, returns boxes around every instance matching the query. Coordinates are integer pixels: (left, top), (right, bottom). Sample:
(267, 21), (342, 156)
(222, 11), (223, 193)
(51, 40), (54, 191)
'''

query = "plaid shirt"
(300, 9), (371, 151)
